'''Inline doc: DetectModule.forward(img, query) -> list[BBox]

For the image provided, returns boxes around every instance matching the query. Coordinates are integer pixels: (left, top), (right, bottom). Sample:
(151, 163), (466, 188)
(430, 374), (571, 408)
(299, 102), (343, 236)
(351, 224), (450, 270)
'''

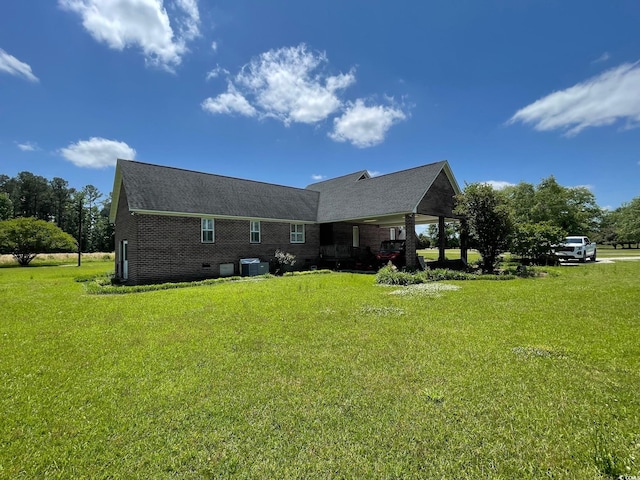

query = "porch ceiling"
(337, 213), (460, 227)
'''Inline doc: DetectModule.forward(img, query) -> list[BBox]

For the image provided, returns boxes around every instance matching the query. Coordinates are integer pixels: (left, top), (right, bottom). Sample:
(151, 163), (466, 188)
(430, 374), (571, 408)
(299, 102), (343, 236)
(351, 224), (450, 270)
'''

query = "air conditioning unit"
(239, 258), (269, 276)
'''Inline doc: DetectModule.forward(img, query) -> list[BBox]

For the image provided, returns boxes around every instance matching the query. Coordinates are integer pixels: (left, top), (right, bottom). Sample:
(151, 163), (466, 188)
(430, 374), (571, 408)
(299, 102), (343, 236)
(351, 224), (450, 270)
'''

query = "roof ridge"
(119, 158), (315, 194)
(306, 169), (369, 187)
(364, 160), (447, 181)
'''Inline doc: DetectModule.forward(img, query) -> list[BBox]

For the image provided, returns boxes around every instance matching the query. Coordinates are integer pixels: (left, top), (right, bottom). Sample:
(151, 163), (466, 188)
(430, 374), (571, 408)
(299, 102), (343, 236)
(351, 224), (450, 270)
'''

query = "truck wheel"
(591, 250), (597, 262)
(579, 253), (586, 263)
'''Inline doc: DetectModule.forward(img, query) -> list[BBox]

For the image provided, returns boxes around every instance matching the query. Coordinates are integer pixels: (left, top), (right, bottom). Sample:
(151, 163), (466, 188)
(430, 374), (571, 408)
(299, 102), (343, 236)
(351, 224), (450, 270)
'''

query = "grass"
(1, 260), (639, 478)
(417, 248), (481, 263)
(595, 245), (640, 258)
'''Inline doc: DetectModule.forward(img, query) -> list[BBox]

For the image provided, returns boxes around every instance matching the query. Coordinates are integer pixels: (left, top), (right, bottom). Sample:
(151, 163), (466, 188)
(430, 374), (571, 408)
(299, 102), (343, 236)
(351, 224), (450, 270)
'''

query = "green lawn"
(417, 247), (481, 262)
(595, 245), (640, 258)
(1, 260), (639, 478)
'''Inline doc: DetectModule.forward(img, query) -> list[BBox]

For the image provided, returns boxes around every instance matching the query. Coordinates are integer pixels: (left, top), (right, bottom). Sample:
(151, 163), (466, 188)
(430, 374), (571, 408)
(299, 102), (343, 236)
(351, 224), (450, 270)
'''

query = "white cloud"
(0, 48), (39, 82)
(172, 0), (199, 40)
(483, 180), (515, 190)
(234, 44), (355, 125)
(508, 61), (640, 136)
(329, 99), (406, 148)
(368, 170), (382, 177)
(202, 43), (408, 147)
(592, 52), (610, 64)
(205, 65), (229, 80)
(201, 84), (257, 117)
(59, 0), (200, 71)
(59, 137), (136, 168)
(16, 141), (38, 151)
(211, 41), (218, 53)
(311, 174), (326, 181)
(203, 44), (355, 124)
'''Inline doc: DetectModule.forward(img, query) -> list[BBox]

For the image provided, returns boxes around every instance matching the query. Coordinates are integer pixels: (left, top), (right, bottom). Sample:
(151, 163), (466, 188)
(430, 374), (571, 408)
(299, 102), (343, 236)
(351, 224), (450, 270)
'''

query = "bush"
(377, 268), (424, 285)
(510, 222), (565, 264)
(375, 264), (515, 285)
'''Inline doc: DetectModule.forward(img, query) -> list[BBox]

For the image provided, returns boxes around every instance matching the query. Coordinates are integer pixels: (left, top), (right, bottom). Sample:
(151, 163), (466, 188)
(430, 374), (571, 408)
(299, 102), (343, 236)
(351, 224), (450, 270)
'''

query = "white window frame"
(390, 228), (396, 240)
(352, 226), (360, 247)
(201, 218), (215, 243)
(250, 221), (261, 243)
(290, 224), (305, 243)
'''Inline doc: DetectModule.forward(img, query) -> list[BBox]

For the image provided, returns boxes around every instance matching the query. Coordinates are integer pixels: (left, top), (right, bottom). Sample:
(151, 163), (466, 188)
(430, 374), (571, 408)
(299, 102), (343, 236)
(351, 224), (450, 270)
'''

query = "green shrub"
(375, 264), (515, 285)
(376, 264), (426, 285)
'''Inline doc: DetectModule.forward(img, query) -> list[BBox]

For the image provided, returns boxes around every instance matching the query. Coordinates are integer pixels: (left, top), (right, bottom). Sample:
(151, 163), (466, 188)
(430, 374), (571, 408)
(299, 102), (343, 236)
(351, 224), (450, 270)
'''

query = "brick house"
(110, 159), (462, 285)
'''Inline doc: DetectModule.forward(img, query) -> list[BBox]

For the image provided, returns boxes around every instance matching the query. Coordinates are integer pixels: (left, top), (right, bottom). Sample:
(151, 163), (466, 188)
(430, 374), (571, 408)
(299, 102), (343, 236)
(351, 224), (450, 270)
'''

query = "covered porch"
(307, 160), (465, 270)
(347, 212), (468, 270)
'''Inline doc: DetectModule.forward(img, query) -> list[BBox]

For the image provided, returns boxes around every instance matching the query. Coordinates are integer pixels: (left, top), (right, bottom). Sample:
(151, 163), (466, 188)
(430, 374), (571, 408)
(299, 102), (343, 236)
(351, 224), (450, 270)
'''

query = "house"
(110, 159), (463, 285)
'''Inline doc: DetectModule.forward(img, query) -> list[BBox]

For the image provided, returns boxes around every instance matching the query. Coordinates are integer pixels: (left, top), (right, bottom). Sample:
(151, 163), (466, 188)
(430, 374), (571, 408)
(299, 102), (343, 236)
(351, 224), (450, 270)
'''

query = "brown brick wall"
(114, 187), (394, 284)
(113, 183), (139, 284)
(126, 215), (320, 284)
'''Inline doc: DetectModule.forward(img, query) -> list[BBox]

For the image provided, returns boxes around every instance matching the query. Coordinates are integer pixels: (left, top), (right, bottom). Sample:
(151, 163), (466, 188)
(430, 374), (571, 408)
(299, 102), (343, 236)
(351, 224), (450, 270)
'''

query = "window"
(201, 218), (214, 243)
(250, 221), (261, 243)
(390, 228), (396, 240)
(290, 224), (305, 243)
(352, 226), (360, 247)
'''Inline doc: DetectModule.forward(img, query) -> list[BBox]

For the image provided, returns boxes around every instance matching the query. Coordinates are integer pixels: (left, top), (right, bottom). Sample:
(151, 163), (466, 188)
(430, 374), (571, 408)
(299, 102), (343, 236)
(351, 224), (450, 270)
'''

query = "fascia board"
(129, 209), (317, 224)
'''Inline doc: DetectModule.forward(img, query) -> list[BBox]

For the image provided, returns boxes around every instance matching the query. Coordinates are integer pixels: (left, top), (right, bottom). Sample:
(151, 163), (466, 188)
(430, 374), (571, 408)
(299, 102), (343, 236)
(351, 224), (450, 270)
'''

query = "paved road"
(594, 256), (640, 264)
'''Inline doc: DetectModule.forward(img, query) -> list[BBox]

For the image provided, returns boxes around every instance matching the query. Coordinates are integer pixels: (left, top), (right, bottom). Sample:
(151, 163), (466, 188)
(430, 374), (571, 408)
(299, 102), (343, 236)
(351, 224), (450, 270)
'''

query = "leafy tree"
(510, 222), (565, 264)
(91, 197), (114, 252)
(82, 185), (102, 251)
(502, 181), (536, 225)
(426, 222), (460, 249)
(617, 197), (640, 248)
(0, 174), (18, 217)
(14, 171), (52, 220)
(592, 209), (621, 248)
(454, 183), (513, 272)
(49, 177), (73, 230)
(416, 232), (430, 249)
(0, 217), (77, 266)
(0, 192), (12, 221)
(503, 176), (601, 234)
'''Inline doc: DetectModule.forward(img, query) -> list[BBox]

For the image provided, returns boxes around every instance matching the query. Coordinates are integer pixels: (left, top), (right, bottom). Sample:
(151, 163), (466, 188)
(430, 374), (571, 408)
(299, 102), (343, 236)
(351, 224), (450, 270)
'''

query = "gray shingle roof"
(115, 159), (319, 222)
(307, 161), (453, 222)
(112, 159), (458, 224)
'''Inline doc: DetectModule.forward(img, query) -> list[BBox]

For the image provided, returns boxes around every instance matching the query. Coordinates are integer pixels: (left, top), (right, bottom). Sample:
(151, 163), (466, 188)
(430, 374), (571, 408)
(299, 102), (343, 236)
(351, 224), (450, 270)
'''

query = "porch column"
(460, 218), (468, 264)
(405, 214), (416, 269)
(438, 216), (446, 263)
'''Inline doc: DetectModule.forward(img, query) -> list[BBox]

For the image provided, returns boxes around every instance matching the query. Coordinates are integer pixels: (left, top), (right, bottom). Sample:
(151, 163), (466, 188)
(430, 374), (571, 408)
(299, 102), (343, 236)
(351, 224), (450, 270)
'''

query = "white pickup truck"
(554, 236), (597, 262)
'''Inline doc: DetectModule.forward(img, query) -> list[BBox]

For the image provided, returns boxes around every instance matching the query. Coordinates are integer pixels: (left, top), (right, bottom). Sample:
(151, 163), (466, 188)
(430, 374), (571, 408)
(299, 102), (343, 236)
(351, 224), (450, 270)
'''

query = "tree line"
(418, 176), (638, 272)
(0, 171), (113, 253)
(452, 176), (639, 272)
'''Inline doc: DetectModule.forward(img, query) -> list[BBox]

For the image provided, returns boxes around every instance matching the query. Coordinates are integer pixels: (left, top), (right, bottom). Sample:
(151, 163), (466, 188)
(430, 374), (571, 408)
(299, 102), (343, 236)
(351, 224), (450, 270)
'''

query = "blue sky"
(1, 1), (639, 212)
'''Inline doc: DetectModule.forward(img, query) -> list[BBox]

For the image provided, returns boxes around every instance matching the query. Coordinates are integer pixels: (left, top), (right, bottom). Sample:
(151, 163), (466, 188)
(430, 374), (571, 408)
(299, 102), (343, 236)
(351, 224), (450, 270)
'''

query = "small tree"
(454, 183), (513, 273)
(0, 192), (13, 221)
(274, 249), (296, 275)
(0, 217), (77, 266)
(510, 222), (565, 264)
